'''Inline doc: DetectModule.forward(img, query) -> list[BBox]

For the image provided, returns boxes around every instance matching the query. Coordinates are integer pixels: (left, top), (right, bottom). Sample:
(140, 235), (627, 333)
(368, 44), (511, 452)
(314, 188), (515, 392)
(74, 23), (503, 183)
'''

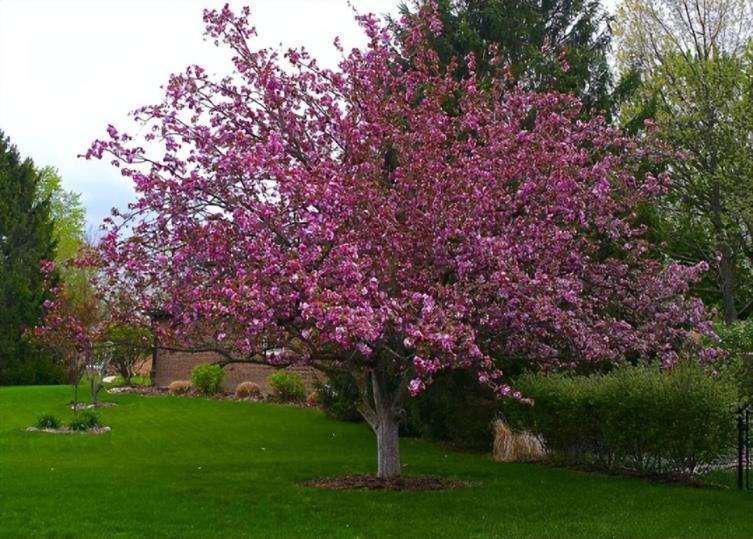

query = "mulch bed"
(26, 426), (111, 435)
(301, 474), (479, 491)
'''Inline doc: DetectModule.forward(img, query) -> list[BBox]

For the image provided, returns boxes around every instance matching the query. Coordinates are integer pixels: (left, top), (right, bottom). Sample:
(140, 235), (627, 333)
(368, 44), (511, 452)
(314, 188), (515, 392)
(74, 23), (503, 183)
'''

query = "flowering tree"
(32, 261), (100, 410)
(33, 255), (151, 408)
(86, 4), (716, 478)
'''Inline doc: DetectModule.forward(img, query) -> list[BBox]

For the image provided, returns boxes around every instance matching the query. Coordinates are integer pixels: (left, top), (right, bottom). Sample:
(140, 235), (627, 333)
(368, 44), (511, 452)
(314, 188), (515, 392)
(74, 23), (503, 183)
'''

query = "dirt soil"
(301, 474), (479, 491)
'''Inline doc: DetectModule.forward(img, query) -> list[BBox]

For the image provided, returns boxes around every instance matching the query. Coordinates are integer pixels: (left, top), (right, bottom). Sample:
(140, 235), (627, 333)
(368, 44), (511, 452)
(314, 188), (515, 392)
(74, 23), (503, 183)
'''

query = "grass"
(1, 385), (752, 538)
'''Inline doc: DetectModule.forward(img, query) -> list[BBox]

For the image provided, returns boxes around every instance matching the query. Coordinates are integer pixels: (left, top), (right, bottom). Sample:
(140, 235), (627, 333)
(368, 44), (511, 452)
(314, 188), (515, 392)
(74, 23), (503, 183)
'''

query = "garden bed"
(106, 385), (318, 407)
(70, 401), (118, 410)
(26, 426), (111, 435)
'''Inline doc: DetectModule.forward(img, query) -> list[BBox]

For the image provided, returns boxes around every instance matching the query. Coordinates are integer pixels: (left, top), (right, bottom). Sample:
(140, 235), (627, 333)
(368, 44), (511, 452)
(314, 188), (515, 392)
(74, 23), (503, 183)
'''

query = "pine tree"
(400, 0), (613, 114)
(0, 131), (58, 382)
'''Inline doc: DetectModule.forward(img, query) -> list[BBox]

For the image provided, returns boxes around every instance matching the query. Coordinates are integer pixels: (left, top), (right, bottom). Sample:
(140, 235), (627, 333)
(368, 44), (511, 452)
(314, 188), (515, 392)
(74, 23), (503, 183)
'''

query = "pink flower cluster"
(80, 4), (718, 398)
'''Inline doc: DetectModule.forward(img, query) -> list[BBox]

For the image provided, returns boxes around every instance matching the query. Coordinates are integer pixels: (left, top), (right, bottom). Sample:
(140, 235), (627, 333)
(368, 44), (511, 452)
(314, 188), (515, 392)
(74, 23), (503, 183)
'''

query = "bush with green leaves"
(315, 373), (362, 422)
(711, 319), (753, 403)
(504, 362), (737, 477)
(267, 370), (306, 402)
(409, 369), (501, 450)
(190, 363), (225, 395)
(68, 410), (100, 431)
(36, 414), (61, 429)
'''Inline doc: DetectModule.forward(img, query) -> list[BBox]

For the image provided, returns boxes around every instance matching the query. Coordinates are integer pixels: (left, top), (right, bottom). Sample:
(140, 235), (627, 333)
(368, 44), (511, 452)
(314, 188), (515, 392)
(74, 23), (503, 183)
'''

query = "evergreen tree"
(0, 131), (58, 382)
(399, 0), (613, 113)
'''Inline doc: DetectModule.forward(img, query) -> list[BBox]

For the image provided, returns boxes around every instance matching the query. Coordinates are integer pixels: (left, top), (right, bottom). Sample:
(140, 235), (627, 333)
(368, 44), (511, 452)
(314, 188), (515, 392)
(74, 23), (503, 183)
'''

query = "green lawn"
(1, 386), (751, 538)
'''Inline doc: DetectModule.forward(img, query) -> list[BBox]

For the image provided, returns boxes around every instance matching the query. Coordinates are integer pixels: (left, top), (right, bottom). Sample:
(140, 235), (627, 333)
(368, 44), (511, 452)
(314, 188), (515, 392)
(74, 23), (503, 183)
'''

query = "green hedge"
(505, 362), (737, 477)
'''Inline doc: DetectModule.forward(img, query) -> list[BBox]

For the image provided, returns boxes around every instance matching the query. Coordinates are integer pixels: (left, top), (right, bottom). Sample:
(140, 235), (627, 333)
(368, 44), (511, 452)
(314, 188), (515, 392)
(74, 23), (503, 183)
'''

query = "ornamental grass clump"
(492, 420), (544, 462)
(505, 362), (737, 478)
(168, 380), (192, 395)
(234, 381), (261, 399)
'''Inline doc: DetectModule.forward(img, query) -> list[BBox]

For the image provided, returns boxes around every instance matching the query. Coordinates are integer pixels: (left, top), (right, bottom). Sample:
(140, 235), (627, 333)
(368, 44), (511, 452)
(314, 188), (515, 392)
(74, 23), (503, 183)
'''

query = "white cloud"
(0, 0), (400, 230)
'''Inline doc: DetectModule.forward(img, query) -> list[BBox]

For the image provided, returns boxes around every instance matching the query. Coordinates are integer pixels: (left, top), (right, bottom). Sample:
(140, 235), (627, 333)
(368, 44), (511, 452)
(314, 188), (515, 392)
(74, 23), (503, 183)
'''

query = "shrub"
(0, 354), (66, 385)
(68, 410), (100, 431)
(408, 369), (501, 450)
(305, 391), (319, 405)
(505, 362), (737, 477)
(36, 414), (61, 429)
(315, 373), (362, 422)
(190, 364), (225, 395)
(267, 370), (306, 402)
(234, 381), (261, 399)
(168, 380), (192, 395)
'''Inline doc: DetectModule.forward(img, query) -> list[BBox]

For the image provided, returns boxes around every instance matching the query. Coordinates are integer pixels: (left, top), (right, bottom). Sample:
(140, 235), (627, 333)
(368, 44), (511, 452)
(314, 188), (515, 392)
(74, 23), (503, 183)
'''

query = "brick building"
(152, 347), (324, 394)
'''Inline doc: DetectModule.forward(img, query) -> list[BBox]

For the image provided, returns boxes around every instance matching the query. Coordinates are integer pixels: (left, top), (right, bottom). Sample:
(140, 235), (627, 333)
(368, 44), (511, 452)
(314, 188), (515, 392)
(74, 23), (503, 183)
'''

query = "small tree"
(86, 4), (718, 478)
(104, 325), (151, 385)
(33, 254), (150, 407)
(32, 262), (99, 411)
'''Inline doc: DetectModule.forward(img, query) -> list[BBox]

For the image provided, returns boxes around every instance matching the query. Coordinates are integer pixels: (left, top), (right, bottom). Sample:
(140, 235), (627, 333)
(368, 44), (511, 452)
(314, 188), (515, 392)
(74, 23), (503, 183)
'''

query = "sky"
(0, 0), (618, 232)
(0, 0), (401, 231)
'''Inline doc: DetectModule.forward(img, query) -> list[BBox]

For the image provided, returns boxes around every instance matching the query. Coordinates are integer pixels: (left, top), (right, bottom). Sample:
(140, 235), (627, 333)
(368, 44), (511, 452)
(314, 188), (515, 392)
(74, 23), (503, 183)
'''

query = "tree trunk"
(719, 247), (737, 324)
(354, 368), (404, 479)
(375, 408), (401, 479)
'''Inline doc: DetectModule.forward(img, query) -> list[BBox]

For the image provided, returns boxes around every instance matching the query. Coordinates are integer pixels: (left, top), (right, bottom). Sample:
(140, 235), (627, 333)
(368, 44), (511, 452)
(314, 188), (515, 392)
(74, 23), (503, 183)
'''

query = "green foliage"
(68, 410), (100, 431)
(0, 353), (65, 385)
(710, 319), (753, 403)
(35, 414), (61, 429)
(0, 131), (57, 383)
(618, 45), (753, 321)
(190, 363), (225, 395)
(714, 319), (753, 360)
(409, 369), (501, 450)
(103, 324), (151, 385)
(315, 372), (362, 422)
(36, 166), (85, 266)
(267, 370), (306, 402)
(505, 363), (737, 476)
(400, 0), (613, 113)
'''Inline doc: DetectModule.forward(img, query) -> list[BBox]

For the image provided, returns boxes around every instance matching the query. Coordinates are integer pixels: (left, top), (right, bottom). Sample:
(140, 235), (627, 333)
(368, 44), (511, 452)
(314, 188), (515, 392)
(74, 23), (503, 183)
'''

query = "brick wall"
(153, 348), (324, 394)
